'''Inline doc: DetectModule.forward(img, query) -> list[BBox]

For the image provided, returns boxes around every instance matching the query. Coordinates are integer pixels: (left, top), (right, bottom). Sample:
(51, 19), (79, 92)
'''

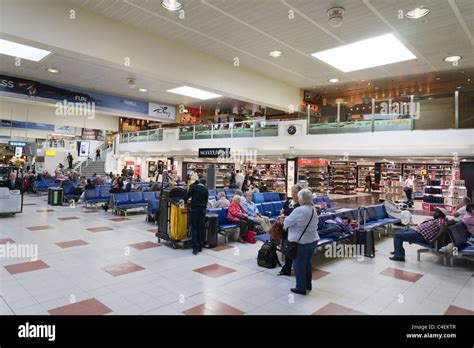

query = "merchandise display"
(357, 165), (374, 189)
(402, 164), (426, 198)
(329, 161), (357, 195)
(244, 163), (286, 191)
(297, 159), (329, 193)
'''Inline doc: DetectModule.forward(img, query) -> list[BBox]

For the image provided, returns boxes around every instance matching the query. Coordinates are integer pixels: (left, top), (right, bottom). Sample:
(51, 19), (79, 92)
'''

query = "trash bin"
(48, 187), (63, 206)
(205, 213), (218, 248)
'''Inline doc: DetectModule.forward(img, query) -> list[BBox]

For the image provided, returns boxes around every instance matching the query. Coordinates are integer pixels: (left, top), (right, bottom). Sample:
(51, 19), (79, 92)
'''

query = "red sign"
(134, 165), (141, 177)
(125, 161), (134, 166)
(298, 159), (328, 166)
(187, 108), (202, 115)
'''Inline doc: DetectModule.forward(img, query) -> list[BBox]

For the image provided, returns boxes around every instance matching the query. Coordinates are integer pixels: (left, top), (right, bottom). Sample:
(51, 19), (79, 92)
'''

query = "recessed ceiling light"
(161, 0), (182, 11)
(436, 77), (441, 80)
(138, 88), (148, 92)
(405, 7), (430, 19)
(457, 86), (462, 89)
(269, 50), (283, 58)
(167, 86), (222, 100)
(311, 33), (416, 72)
(46, 68), (60, 74)
(0, 39), (50, 62)
(444, 56), (462, 62)
(328, 78), (339, 83)
(467, 78), (471, 82)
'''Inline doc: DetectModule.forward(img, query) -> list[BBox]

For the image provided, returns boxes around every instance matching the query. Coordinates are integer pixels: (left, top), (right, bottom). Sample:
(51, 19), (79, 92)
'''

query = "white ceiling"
(65, 0), (474, 89)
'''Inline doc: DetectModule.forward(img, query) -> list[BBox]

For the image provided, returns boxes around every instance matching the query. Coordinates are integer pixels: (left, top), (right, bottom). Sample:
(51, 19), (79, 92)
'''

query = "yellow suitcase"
(169, 204), (189, 241)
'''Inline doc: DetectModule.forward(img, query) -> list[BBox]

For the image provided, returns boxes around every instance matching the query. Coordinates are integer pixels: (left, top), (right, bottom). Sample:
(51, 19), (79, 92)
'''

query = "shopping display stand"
(156, 187), (191, 249)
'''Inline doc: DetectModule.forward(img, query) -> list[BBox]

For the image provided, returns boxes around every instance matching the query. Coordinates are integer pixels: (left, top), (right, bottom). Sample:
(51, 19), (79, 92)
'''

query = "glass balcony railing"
(118, 128), (163, 143)
(117, 92), (472, 143)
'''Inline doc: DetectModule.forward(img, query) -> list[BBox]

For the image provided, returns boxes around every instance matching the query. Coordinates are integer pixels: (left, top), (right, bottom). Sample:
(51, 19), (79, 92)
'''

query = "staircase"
(79, 159), (107, 177)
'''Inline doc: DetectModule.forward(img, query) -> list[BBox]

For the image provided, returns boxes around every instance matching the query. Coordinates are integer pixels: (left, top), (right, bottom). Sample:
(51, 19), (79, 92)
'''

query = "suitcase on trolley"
(169, 204), (189, 241)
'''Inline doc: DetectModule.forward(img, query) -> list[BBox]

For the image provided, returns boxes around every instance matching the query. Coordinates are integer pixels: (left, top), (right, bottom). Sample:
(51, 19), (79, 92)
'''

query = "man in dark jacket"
(180, 177), (209, 255)
(2, 172), (23, 192)
(67, 153), (74, 169)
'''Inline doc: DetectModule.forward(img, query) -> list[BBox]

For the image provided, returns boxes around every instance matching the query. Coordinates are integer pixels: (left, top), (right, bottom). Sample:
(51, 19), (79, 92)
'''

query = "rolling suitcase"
(169, 204), (189, 241)
(354, 229), (375, 258)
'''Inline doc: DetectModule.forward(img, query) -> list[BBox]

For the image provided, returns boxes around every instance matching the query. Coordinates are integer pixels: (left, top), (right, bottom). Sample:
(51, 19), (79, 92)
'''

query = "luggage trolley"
(156, 187), (191, 249)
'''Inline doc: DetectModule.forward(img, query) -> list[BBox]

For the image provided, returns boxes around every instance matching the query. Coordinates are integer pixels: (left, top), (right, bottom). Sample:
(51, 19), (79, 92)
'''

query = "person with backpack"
(282, 189), (319, 295)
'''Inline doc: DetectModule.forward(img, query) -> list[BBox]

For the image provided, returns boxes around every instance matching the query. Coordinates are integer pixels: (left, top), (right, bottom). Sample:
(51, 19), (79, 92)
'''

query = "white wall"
(117, 122), (474, 158)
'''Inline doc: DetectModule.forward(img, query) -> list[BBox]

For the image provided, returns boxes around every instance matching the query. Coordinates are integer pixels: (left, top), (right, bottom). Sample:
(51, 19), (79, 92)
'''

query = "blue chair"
(146, 199), (160, 222)
(272, 201), (283, 214)
(142, 191), (158, 203)
(99, 187), (111, 200)
(263, 192), (273, 202)
(261, 202), (275, 220)
(270, 192), (280, 202)
(113, 193), (129, 207)
(207, 207), (238, 243)
(128, 192), (144, 204)
(224, 188), (234, 195)
(209, 189), (217, 197)
(252, 193), (265, 204)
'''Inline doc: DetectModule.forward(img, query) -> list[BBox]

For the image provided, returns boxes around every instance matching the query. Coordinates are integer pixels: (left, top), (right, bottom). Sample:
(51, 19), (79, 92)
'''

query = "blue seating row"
(361, 205), (401, 231)
(111, 191), (160, 215)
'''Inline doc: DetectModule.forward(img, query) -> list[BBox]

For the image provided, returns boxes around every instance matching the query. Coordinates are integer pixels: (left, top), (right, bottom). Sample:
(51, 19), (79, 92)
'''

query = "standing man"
(95, 149), (101, 161)
(235, 170), (245, 190)
(403, 174), (415, 207)
(180, 177), (209, 255)
(67, 153), (74, 169)
(363, 174), (372, 193)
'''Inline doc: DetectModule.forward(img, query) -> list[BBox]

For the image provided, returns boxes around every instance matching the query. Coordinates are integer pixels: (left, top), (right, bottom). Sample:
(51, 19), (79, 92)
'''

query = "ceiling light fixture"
(46, 68), (60, 74)
(127, 78), (136, 89)
(457, 86), (462, 89)
(311, 33), (416, 72)
(444, 56), (462, 63)
(161, 0), (182, 11)
(138, 88), (148, 92)
(0, 39), (50, 62)
(328, 78), (339, 83)
(167, 86), (222, 100)
(405, 7), (430, 19)
(269, 50), (283, 58)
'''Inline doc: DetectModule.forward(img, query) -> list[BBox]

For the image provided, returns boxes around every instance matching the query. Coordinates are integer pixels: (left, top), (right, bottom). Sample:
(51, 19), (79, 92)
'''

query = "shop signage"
(1, 119), (54, 132)
(148, 103), (176, 121)
(297, 159), (329, 166)
(8, 141), (27, 147)
(54, 125), (76, 136)
(0, 74), (174, 118)
(45, 150), (57, 157)
(198, 148), (231, 158)
(82, 129), (104, 141)
(286, 159), (296, 196)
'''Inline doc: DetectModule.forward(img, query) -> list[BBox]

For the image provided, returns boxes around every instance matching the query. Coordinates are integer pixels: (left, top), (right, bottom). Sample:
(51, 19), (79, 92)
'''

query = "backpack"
(257, 241), (281, 268)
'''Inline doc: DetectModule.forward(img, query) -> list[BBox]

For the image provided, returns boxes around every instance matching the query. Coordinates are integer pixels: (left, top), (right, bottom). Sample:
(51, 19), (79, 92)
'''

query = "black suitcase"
(354, 229), (375, 258)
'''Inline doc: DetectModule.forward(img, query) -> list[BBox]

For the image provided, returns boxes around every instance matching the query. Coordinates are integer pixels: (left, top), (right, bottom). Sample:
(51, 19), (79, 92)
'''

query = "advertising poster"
(78, 141), (90, 157)
(82, 128), (104, 141)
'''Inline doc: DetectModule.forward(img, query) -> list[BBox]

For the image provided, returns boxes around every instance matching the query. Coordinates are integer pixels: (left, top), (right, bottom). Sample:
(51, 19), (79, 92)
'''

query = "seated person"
(1, 172), (23, 192)
(451, 197), (471, 220)
(84, 179), (95, 190)
(390, 207), (448, 262)
(234, 189), (243, 197)
(227, 195), (255, 244)
(463, 204), (474, 245)
(103, 179), (127, 212)
(213, 191), (230, 208)
(242, 191), (271, 233)
(384, 200), (415, 226)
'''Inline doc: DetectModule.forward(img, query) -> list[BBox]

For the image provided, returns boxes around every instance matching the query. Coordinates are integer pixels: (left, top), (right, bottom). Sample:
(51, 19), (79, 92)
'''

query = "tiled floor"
(0, 194), (472, 315)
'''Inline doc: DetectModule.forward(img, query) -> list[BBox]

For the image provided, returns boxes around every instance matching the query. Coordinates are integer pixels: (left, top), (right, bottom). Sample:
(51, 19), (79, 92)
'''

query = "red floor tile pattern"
(26, 225), (54, 231)
(210, 244), (234, 252)
(48, 298), (112, 315)
(4, 260), (50, 275)
(193, 263), (237, 278)
(444, 305), (474, 315)
(82, 211), (98, 214)
(58, 217), (80, 221)
(129, 241), (160, 250)
(23, 203), (37, 206)
(312, 268), (330, 280)
(0, 238), (15, 244)
(102, 262), (145, 276)
(55, 240), (90, 248)
(379, 267), (424, 283)
(110, 217), (131, 222)
(36, 209), (55, 212)
(87, 227), (113, 233)
(147, 228), (158, 233)
(312, 303), (366, 315)
(183, 300), (244, 315)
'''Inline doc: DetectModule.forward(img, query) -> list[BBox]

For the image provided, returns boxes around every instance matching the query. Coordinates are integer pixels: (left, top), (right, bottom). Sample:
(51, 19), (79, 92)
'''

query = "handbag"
(269, 221), (285, 241)
(281, 208), (314, 260)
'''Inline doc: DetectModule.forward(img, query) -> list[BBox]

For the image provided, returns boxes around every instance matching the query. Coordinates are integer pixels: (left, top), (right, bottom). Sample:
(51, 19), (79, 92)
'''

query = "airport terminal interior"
(0, 0), (473, 317)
